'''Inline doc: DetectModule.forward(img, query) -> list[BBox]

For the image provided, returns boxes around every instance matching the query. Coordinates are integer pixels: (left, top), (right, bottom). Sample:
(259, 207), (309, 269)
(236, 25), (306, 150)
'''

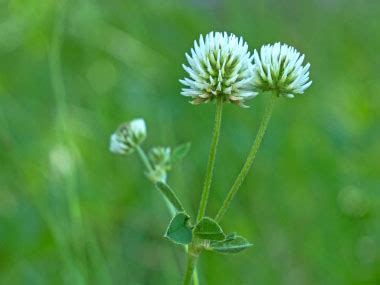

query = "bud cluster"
(147, 147), (172, 182)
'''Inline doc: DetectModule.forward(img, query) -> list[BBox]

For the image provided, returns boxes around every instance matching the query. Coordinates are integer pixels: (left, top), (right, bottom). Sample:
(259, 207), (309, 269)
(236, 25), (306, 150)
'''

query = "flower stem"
(135, 145), (200, 285)
(136, 145), (154, 173)
(196, 97), (224, 222)
(192, 266), (200, 285)
(183, 251), (199, 285)
(215, 92), (277, 222)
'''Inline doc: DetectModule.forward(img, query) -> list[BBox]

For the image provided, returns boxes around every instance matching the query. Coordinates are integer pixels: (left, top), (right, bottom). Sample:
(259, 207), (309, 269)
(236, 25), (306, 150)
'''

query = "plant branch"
(196, 97), (224, 222)
(182, 251), (199, 285)
(215, 92), (277, 222)
(135, 145), (200, 285)
(136, 145), (154, 173)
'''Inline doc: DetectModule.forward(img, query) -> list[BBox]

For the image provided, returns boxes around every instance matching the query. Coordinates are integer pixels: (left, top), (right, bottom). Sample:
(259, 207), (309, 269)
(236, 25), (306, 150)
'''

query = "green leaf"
(224, 232), (237, 241)
(165, 212), (193, 245)
(209, 235), (253, 254)
(171, 142), (191, 162)
(155, 182), (185, 212)
(194, 217), (225, 241)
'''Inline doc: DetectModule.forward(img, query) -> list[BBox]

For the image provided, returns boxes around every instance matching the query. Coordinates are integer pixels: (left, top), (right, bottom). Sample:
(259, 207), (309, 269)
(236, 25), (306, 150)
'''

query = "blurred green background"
(0, 0), (379, 284)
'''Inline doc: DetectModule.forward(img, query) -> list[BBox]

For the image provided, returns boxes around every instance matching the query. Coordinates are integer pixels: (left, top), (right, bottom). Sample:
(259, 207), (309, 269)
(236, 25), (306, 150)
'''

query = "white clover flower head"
(109, 133), (131, 154)
(149, 147), (172, 171)
(129, 118), (147, 142)
(180, 31), (257, 107)
(252, 42), (312, 98)
(109, 118), (147, 155)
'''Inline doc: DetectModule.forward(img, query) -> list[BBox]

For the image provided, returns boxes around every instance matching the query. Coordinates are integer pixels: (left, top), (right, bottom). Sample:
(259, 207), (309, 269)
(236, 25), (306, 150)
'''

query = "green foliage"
(171, 142), (191, 163)
(194, 217), (225, 241)
(224, 232), (237, 241)
(155, 181), (185, 212)
(209, 235), (253, 254)
(165, 212), (193, 245)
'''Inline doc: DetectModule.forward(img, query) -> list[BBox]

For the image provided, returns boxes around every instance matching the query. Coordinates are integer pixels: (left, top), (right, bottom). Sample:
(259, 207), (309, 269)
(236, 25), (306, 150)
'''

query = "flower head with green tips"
(252, 43), (312, 98)
(109, 118), (147, 155)
(180, 31), (257, 107)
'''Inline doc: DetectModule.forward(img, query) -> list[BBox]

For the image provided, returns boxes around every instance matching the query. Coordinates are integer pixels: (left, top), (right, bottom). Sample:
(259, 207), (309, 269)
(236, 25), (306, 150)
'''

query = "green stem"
(196, 97), (224, 222)
(183, 252), (199, 285)
(215, 92), (277, 222)
(136, 145), (154, 173)
(135, 145), (200, 285)
(192, 266), (200, 285)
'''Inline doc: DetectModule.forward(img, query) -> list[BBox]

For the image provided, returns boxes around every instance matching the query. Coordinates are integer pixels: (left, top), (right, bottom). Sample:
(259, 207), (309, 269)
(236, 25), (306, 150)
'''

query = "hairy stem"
(215, 92), (277, 222)
(197, 97), (224, 222)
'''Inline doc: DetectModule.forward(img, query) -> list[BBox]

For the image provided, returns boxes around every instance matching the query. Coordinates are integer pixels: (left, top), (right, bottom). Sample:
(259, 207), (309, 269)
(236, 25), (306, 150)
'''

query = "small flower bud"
(146, 147), (172, 183)
(109, 118), (147, 155)
(148, 147), (172, 171)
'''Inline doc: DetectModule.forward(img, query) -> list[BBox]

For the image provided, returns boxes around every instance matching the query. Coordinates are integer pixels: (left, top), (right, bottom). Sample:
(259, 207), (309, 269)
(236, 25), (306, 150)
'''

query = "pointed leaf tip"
(171, 142), (191, 163)
(210, 235), (253, 254)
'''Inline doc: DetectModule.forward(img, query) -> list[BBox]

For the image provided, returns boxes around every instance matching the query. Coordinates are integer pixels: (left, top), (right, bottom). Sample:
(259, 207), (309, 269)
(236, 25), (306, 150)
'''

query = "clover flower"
(109, 118), (147, 155)
(180, 31), (257, 107)
(252, 43), (312, 98)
